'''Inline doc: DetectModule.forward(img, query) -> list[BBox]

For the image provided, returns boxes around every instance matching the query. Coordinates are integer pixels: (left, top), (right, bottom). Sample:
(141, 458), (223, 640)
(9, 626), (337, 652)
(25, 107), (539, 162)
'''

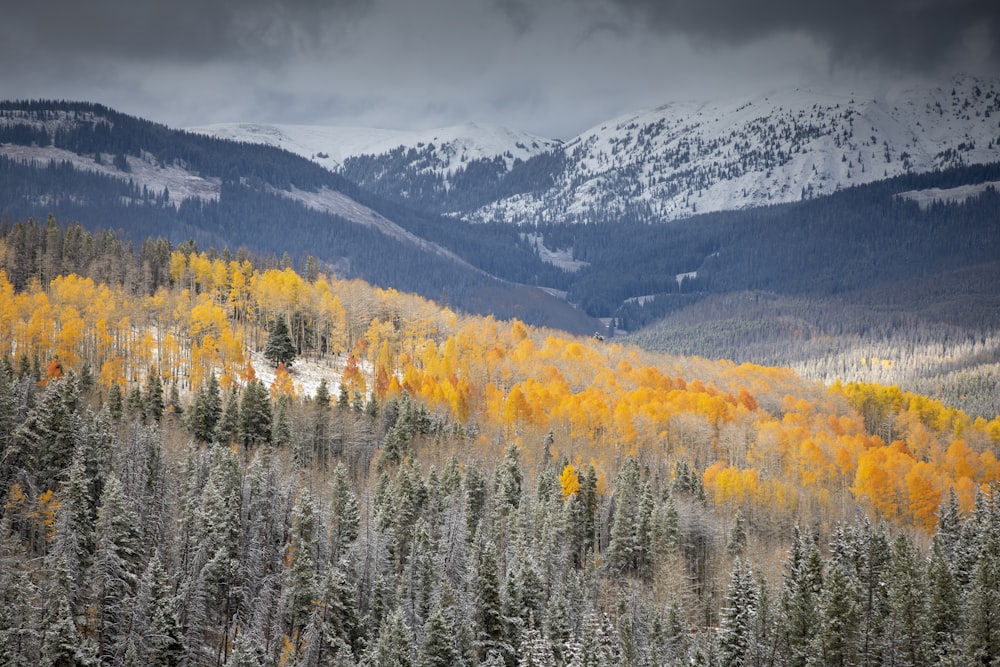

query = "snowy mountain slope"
(186, 121), (561, 176)
(471, 75), (1000, 223)
(0, 105), (489, 280)
(190, 76), (1000, 226)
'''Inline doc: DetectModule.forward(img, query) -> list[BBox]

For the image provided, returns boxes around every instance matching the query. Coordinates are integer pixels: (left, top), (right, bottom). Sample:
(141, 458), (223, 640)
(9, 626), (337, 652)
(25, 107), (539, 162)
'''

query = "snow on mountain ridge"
(189, 75), (1000, 225)
(187, 121), (561, 176)
(471, 75), (1000, 223)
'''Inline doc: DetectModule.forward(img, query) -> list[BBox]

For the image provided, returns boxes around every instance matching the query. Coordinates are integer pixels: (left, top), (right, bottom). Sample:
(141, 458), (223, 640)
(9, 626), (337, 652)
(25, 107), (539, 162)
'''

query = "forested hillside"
(2, 219), (1000, 666)
(0, 101), (585, 332)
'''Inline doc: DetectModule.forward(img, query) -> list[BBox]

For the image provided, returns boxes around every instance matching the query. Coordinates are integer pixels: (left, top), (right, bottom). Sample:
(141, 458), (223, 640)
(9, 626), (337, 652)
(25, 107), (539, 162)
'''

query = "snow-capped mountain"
(186, 121), (561, 176)
(471, 75), (1000, 224)
(192, 75), (1000, 225)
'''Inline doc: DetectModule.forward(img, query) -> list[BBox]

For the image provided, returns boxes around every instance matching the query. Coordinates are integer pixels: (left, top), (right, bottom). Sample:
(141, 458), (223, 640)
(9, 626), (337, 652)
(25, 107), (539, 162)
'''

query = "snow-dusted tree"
(284, 487), (320, 651)
(189, 374), (222, 443)
(371, 608), (415, 667)
(419, 604), (458, 667)
(238, 380), (271, 449)
(0, 518), (39, 666)
(812, 559), (859, 667)
(718, 559), (759, 667)
(885, 531), (929, 667)
(965, 501), (1000, 667)
(329, 463), (360, 562)
(92, 474), (142, 663)
(779, 526), (822, 667)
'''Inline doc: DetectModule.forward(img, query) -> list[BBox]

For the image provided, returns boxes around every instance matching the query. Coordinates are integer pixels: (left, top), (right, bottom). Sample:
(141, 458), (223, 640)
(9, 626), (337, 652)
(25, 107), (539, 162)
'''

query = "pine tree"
(813, 560), (859, 667)
(886, 531), (929, 667)
(264, 315), (296, 368)
(607, 457), (641, 574)
(216, 389), (240, 445)
(329, 463), (360, 562)
(474, 541), (507, 661)
(140, 553), (185, 666)
(40, 555), (98, 667)
(718, 559), (758, 667)
(372, 608), (414, 667)
(190, 374), (222, 443)
(517, 619), (555, 667)
(238, 380), (271, 449)
(927, 540), (962, 662)
(126, 386), (145, 420)
(495, 443), (523, 514)
(273, 394), (292, 450)
(420, 604), (458, 667)
(0, 519), (38, 666)
(14, 373), (82, 488)
(319, 566), (360, 658)
(966, 499), (1000, 666)
(285, 488), (320, 645)
(93, 474), (142, 662)
(143, 369), (164, 422)
(727, 508), (747, 557)
(779, 526), (822, 667)
(106, 382), (123, 421)
(854, 519), (891, 667)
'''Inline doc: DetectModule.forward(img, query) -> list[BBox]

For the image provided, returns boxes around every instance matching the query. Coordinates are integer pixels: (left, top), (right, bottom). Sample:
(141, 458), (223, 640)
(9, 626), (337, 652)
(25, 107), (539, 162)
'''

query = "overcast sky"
(2, 0), (997, 139)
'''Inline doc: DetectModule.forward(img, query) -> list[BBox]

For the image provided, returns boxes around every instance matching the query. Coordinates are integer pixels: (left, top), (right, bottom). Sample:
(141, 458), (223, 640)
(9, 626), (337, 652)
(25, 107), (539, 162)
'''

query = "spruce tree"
(372, 608), (414, 667)
(216, 389), (240, 445)
(886, 532), (929, 667)
(0, 519), (38, 666)
(106, 382), (124, 421)
(474, 541), (507, 661)
(718, 559), (758, 667)
(966, 504), (1000, 666)
(779, 526), (822, 667)
(813, 560), (859, 667)
(190, 374), (222, 443)
(93, 474), (142, 663)
(284, 488), (320, 643)
(927, 540), (962, 661)
(264, 315), (296, 368)
(420, 604), (458, 667)
(238, 380), (271, 449)
(329, 463), (360, 562)
(143, 369), (164, 422)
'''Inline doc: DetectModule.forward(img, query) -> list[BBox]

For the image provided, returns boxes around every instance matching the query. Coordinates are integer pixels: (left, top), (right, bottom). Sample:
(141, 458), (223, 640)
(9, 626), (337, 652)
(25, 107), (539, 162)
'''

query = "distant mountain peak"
(188, 75), (1000, 225)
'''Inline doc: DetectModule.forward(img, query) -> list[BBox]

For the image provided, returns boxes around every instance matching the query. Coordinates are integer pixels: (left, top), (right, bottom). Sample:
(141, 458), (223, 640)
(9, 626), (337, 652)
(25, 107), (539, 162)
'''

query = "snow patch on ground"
(676, 271), (697, 287)
(521, 233), (589, 272)
(896, 181), (1000, 209)
(0, 144), (221, 204)
(249, 350), (347, 400)
(273, 185), (491, 275)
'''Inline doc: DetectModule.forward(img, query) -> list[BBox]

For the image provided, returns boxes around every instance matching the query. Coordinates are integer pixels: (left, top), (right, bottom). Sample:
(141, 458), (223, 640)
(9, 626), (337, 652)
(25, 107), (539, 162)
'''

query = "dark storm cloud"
(2, 0), (997, 137)
(609, 0), (1000, 72)
(1, 0), (369, 64)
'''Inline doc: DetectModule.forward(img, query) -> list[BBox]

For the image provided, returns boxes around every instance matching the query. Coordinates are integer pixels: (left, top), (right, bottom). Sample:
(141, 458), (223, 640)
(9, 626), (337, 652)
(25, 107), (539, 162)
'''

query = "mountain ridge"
(192, 74), (1000, 224)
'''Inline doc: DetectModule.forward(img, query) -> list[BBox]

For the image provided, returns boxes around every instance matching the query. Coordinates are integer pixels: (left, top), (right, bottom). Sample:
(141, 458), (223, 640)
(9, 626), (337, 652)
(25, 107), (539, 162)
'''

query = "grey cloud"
(606, 0), (1000, 72)
(493, 0), (537, 35)
(1, 0), (369, 65)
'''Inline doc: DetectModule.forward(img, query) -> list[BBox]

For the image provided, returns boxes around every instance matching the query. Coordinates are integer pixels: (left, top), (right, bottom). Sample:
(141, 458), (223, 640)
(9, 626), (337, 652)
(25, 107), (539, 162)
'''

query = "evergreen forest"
(1, 219), (1000, 666)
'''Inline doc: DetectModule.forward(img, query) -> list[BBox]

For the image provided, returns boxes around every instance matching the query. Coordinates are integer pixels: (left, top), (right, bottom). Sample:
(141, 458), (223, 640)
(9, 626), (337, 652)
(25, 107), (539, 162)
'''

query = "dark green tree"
(718, 559), (758, 667)
(143, 369), (164, 422)
(420, 604), (458, 667)
(813, 560), (859, 667)
(238, 380), (271, 449)
(189, 374), (222, 443)
(264, 315), (296, 368)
